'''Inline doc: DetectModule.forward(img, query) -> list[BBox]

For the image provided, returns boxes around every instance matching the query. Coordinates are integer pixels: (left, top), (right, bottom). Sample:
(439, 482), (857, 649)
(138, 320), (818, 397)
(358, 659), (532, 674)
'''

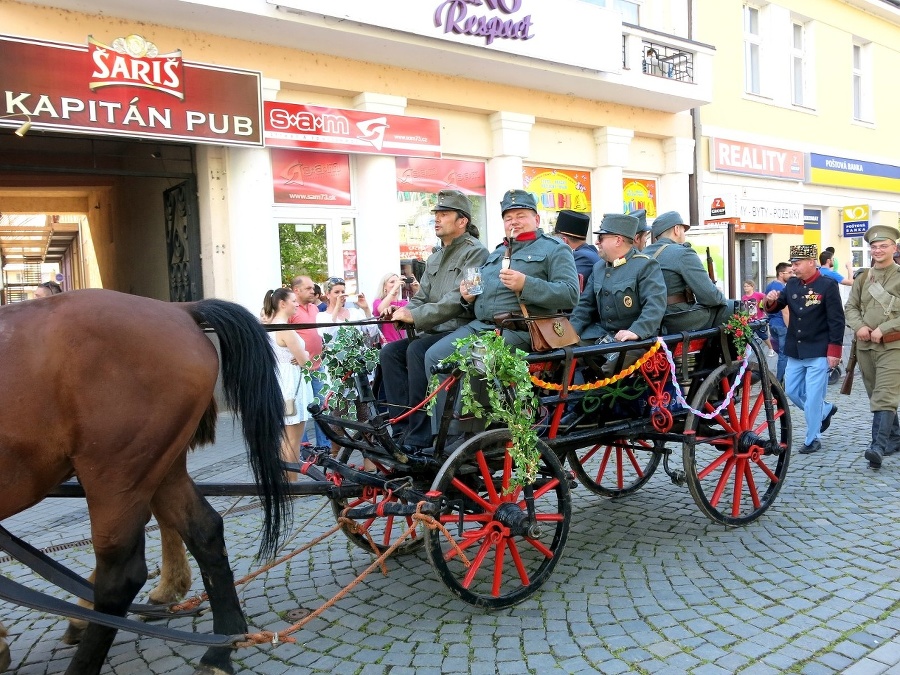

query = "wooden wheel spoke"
(450, 477), (495, 512)
(753, 455), (780, 483)
(518, 477), (560, 505)
(492, 538), (507, 597)
(580, 444), (601, 463)
(731, 458), (746, 516)
(462, 535), (495, 588)
(595, 445), (614, 483)
(625, 446), (645, 477)
(697, 449), (732, 480)
(745, 389), (764, 430)
(708, 456), (737, 507)
(743, 460), (762, 509)
(476, 450), (500, 504)
(524, 536), (554, 559)
(753, 406), (784, 436)
(439, 513), (491, 524)
(507, 539), (531, 587)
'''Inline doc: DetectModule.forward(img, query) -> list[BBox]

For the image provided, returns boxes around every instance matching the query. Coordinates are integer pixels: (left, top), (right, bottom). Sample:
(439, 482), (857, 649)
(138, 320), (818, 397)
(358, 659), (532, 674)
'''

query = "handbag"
(283, 366), (303, 418)
(517, 301), (579, 352)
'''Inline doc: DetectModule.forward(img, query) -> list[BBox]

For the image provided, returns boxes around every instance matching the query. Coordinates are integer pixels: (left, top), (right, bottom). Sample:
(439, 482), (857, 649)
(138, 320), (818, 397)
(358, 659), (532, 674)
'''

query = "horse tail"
(185, 299), (290, 560)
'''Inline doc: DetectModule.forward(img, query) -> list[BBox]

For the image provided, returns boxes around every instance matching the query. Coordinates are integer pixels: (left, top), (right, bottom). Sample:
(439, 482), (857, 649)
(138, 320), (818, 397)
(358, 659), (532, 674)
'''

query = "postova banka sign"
(264, 101), (441, 158)
(0, 34), (263, 146)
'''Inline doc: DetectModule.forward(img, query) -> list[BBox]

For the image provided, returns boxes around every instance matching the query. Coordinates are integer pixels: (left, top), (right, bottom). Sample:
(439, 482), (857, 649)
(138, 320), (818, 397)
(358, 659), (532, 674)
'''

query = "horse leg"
(0, 621), (10, 672)
(152, 477), (246, 675)
(147, 523), (192, 604)
(60, 569), (95, 645)
(65, 520), (149, 675)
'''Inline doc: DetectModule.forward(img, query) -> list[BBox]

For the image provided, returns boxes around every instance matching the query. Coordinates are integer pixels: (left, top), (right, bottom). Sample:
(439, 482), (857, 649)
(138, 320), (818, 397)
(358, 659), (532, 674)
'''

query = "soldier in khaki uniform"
(844, 225), (900, 468)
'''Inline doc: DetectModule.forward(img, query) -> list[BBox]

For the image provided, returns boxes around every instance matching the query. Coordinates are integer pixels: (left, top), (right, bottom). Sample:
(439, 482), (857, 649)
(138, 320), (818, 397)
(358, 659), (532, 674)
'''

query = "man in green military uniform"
(844, 225), (900, 468)
(570, 212), (666, 345)
(644, 211), (726, 334)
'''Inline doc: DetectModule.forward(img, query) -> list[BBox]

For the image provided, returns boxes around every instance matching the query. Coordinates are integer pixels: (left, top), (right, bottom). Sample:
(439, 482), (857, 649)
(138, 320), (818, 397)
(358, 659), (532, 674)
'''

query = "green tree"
(278, 223), (328, 285)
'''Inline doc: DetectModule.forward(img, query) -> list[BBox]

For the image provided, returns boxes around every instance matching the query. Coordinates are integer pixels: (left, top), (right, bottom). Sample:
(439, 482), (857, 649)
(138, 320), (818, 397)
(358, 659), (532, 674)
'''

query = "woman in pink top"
(742, 279), (773, 352)
(372, 272), (410, 343)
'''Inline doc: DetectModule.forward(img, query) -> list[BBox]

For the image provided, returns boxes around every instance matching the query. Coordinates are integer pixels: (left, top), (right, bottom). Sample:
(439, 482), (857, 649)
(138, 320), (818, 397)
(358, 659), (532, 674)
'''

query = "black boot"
(885, 411), (900, 457)
(865, 410), (894, 468)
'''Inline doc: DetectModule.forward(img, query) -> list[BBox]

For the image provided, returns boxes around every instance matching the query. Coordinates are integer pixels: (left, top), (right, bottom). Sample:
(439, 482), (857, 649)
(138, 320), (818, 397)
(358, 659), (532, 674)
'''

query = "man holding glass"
(844, 225), (900, 468)
(378, 189), (488, 451)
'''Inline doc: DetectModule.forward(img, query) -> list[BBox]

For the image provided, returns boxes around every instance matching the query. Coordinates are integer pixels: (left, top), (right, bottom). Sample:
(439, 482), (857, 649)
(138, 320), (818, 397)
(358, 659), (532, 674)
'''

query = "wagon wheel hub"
(736, 430), (766, 459)
(493, 502), (541, 538)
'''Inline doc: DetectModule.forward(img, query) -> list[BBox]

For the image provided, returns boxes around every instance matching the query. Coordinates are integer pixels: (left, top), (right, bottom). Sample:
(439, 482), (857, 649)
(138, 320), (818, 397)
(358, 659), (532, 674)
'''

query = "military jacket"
(409, 233), (488, 333)
(765, 271), (844, 360)
(642, 237), (726, 332)
(472, 230), (579, 321)
(570, 248), (666, 341)
(572, 242), (601, 285)
(845, 264), (900, 351)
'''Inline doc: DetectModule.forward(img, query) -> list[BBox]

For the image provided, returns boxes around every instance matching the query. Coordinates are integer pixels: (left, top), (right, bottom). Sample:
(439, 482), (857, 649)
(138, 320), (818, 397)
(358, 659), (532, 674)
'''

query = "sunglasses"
(327, 277), (345, 284)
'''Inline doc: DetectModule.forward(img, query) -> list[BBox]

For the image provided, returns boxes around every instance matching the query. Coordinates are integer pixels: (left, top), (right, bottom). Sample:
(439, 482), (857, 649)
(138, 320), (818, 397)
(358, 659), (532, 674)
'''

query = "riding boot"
(885, 411), (900, 457)
(865, 410), (894, 468)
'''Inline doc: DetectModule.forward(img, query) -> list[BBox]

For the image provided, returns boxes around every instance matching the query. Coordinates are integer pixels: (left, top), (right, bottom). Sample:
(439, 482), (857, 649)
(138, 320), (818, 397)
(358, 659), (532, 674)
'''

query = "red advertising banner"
(622, 178), (658, 218)
(395, 157), (486, 195)
(271, 149), (351, 206)
(264, 101), (441, 158)
(0, 34), (262, 146)
(710, 138), (806, 181)
(522, 166), (591, 212)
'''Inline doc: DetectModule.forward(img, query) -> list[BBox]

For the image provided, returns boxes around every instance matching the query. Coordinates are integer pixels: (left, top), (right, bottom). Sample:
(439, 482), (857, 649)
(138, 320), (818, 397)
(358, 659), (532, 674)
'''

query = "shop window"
(396, 191), (487, 263)
(850, 236), (866, 270)
(278, 222), (328, 287)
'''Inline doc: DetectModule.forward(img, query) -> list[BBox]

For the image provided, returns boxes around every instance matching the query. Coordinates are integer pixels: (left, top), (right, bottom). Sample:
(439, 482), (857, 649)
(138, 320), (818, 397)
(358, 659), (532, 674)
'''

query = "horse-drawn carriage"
(0, 290), (790, 673)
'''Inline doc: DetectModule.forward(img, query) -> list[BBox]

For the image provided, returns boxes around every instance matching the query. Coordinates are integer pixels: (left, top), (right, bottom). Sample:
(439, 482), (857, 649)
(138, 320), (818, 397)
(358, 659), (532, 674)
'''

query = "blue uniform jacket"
(765, 271), (844, 359)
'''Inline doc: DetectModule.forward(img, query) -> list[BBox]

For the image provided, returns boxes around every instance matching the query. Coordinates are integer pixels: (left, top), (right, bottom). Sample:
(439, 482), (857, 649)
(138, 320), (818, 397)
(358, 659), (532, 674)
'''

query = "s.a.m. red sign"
(264, 101), (441, 158)
(0, 34), (263, 146)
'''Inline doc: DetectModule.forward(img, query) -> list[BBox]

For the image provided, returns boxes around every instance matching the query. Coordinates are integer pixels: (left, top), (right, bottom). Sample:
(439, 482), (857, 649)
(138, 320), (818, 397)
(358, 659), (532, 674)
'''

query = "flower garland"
(723, 309), (753, 355)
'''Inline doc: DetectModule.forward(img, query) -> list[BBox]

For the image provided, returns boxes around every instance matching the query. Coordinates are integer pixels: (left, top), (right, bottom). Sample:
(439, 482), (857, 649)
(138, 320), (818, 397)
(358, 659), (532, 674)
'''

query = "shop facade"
(1, 0), (714, 310)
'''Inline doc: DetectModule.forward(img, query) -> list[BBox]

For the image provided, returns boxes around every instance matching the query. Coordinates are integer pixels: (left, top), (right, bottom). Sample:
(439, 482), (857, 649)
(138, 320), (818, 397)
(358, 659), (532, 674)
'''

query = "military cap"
(789, 244), (818, 261)
(500, 189), (537, 214)
(432, 189), (472, 220)
(864, 225), (900, 244)
(629, 209), (650, 234)
(651, 211), (690, 240)
(594, 213), (638, 241)
(554, 210), (591, 239)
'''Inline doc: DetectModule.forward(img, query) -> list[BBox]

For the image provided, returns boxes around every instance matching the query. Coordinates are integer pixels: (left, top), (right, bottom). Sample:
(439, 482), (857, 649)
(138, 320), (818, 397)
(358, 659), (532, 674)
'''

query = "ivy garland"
(304, 326), (381, 420)
(429, 331), (541, 488)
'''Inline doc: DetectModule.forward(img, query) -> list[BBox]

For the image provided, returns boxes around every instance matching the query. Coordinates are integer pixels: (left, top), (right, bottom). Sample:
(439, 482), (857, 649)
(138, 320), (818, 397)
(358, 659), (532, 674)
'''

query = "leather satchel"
(518, 301), (579, 352)
(284, 397), (297, 417)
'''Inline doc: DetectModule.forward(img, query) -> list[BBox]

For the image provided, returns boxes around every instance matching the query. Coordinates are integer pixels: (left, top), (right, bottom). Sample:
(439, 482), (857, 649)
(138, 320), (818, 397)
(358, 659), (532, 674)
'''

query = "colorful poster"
(522, 167), (591, 212)
(622, 178), (658, 218)
(271, 149), (351, 205)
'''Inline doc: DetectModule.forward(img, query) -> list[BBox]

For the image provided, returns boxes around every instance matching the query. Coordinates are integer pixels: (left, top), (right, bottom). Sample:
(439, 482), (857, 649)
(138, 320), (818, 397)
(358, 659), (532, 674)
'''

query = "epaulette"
(633, 253), (650, 259)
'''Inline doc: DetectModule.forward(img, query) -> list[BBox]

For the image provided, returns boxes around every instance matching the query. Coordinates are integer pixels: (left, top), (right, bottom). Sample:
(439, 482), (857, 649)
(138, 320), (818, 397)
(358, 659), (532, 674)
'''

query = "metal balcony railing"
(641, 40), (693, 83)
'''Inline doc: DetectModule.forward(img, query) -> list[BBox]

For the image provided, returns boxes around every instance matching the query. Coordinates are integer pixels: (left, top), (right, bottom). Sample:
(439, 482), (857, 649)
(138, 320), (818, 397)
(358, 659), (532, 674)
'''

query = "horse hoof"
(60, 623), (85, 646)
(193, 665), (232, 675)
(0, 639), (10, 672)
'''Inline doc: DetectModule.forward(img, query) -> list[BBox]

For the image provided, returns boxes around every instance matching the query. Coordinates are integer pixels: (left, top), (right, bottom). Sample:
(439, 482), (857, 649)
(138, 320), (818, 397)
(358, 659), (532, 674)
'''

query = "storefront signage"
(703, 193), (738, 220)
(809, 153), (900, 193)
(267, 1), (617, 73)
(804, 208), (821, 231)
(842, 204), (870, 237)
(433, 0), (534, 46)
(523, 166), (591, 212)
(264, 101), (441, 159)
(271, 149), (351, 206)
(738, 199), (803, 226)
(622, 178), (657, 219)
(0, 34), (263, 146)
(710, 138), (805, 181)
(396, 157), (486, 195)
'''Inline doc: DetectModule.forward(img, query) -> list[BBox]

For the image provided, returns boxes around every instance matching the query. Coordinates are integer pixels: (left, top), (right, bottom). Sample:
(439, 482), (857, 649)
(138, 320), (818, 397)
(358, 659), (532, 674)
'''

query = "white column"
(195, 144), (232, 300)
(592, 127), (634, 218)
(486, 111), (534, 244)
(352, 93), (406, 299)
(658, 136), (695, 220)
(225, 146), (280, 313)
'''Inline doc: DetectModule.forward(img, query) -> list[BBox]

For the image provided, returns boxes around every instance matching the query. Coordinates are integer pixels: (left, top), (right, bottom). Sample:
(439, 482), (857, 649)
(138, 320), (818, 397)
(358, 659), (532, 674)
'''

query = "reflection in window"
(581, 0), (639, 24)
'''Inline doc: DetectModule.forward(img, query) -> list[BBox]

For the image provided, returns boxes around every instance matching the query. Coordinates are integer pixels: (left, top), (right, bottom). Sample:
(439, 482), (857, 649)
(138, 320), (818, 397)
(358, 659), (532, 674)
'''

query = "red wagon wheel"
(567, 438), (662, 497)
(329, 446), (424, 555)
(425, 429), (571, 608)
(682, 362), (791, 526)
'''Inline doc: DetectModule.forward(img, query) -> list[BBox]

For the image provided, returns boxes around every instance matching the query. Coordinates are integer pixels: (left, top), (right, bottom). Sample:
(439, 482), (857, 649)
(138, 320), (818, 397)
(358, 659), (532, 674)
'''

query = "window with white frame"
(580, 0), (639, 24)
(791, 21), (808, 106)
(853, 41), (873, 122)
(744, 4), (762, 95)
(850, 236), (866, 271)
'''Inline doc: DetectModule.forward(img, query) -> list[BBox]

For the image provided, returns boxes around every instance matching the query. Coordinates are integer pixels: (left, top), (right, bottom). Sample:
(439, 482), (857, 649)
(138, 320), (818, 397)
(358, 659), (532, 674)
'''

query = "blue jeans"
(308, 369), (329, 446)
(785, 356), (833, 446)
(769, 324), (788, 384)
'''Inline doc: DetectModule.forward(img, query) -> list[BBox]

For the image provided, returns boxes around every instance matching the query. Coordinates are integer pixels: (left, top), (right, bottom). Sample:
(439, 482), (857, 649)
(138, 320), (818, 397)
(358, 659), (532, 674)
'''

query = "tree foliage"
(278, 223), (328, 285)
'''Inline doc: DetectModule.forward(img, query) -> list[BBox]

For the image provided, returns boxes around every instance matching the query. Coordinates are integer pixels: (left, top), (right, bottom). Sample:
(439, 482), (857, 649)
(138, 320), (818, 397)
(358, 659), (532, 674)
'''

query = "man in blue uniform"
(554, 209), (600, 286)
(643, 211), (726, 334)
(630, 209), (652, 252)
(764, 244), (844, 455)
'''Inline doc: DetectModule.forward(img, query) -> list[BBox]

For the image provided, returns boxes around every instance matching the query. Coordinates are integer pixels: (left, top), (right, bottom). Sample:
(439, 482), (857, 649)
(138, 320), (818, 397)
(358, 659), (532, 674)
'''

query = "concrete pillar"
(658, 136), (695, 220)
(352, 93), (406, 299)
(195, 144), (232, 301)
(225, 145), (279, 313)
(592, 127), (634, 217)
(486, 112), (534, 244)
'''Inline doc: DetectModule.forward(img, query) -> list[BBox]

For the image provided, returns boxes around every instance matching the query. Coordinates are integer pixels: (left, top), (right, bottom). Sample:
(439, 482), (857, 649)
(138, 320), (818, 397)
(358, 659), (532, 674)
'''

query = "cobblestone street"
(3, 350), (900, 674)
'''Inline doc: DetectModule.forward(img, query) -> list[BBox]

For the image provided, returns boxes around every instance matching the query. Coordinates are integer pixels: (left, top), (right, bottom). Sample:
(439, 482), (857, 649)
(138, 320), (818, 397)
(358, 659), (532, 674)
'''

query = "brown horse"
(0, 289), (291, 675)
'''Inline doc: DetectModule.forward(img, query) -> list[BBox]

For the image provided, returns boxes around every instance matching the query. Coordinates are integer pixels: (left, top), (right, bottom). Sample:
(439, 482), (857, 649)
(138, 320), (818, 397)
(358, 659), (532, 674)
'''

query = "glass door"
(276, 213), (358, 292)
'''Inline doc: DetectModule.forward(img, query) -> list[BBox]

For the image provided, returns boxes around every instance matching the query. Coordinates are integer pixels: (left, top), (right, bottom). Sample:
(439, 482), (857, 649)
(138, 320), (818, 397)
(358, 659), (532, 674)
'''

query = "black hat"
(432, 189), (473, 220)
(500, 189), (538, 214)
(594, 213), (639, 240)
(554, 210), (591, 239)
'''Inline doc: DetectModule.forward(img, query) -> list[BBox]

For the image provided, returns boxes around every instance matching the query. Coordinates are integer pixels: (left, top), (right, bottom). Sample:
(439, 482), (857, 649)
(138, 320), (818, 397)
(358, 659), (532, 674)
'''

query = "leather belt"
(667, 292), (688, 305)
